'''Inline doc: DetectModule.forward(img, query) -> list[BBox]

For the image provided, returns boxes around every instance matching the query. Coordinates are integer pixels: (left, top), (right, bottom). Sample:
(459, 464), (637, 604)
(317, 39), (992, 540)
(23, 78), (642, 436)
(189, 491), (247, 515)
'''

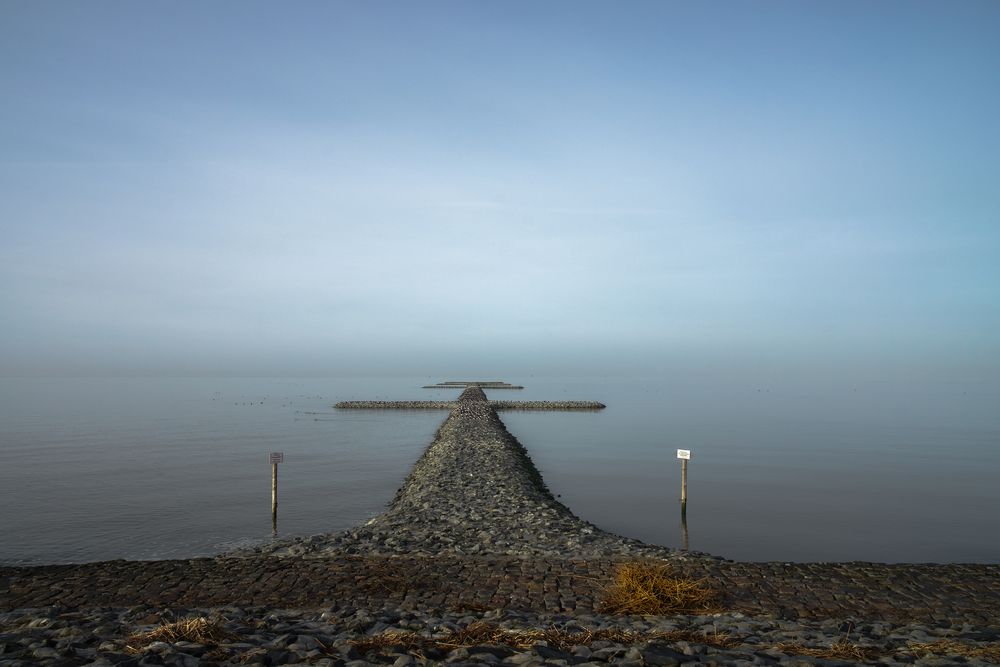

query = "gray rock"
(32, 646), (61, 659)
(291, 635), (324, 651)
(640, 645), (686, 666)
(531, 644), (572, 661)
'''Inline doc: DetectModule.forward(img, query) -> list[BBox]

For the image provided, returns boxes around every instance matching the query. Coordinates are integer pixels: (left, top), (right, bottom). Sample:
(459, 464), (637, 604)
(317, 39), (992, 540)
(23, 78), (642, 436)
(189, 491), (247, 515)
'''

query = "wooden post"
(269, 452), (283, 535)
(680, 458), (688, 508)
(677, 449), (691, 508)
(681, 504), (689, 551)
(271, 462), (278, 535)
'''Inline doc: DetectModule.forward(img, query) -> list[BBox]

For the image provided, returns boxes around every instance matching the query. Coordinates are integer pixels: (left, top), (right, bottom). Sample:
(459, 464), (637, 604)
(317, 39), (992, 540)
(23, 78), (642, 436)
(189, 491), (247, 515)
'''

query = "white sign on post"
(677, 449), (691, 460)
(270, 452), (284, 464)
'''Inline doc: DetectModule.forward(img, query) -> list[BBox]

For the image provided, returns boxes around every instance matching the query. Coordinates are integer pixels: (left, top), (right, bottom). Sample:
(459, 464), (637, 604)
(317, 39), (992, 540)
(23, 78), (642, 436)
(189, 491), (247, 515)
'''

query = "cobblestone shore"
(3, 556), (998, 625)
(2, 385), (998, 665)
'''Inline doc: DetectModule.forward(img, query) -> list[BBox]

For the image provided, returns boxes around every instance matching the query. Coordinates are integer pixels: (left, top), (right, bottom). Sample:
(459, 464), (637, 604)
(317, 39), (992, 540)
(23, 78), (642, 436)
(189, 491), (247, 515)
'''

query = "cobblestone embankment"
(3, 556), (999, 625)
(3, 557), (999, 666)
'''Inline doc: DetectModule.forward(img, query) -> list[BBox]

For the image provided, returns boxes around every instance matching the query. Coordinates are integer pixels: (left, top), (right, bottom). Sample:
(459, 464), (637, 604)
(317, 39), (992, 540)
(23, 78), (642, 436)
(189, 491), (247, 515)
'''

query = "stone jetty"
(334, 400), (605, 411)
(423, 381), (524, 389)
(3, 382), (1000, 666)
(338, 380), (602, 411)
(264, 386), (656, 559)
(334, 401), (460, 410)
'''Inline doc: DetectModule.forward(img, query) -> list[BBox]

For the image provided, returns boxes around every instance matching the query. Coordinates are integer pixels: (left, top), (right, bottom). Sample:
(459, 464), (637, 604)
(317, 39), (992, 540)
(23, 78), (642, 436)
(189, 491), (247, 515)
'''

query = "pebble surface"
(2, 386), (998, 665)
(2, 604), (999, 666)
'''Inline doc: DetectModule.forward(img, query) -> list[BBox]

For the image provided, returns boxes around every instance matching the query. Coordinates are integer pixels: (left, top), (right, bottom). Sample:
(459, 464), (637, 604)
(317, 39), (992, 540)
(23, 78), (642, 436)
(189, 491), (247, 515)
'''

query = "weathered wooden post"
(677, 449), (690, 550)
(677, 450), (690, 508)
(270, 451), (283, 534)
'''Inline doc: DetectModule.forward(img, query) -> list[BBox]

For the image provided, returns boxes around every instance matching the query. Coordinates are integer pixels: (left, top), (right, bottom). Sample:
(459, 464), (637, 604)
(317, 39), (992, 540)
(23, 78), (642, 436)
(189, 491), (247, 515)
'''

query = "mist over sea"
(2, 375), (998, 565)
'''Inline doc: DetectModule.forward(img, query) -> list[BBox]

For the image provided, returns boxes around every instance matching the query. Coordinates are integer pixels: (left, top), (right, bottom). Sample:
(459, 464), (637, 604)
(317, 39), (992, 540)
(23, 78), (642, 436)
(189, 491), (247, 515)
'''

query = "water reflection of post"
(271, 462), (278, 535)
(680, 502), (689, 551)
(269, 452), (284, 536)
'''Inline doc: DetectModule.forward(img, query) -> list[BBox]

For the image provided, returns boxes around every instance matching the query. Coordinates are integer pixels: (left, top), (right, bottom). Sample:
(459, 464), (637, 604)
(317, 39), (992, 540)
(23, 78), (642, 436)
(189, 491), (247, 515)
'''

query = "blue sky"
(1, 1), (998, 378)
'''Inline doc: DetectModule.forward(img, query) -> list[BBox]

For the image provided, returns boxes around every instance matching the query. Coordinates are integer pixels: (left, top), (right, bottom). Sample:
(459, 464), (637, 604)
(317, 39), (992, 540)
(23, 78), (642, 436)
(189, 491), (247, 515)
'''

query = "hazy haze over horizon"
(2, 1), (998, 382)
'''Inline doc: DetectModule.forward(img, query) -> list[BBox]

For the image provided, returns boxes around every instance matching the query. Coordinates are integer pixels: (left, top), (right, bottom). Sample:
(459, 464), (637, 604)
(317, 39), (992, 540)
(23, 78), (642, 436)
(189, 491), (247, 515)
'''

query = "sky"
(1, 1), (998, 379)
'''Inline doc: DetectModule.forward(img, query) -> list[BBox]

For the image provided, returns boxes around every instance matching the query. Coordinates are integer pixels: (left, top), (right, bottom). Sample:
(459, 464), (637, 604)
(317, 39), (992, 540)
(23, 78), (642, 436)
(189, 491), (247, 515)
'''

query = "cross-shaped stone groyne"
(336, 380), (605, 411)
(252, 384), (684, 559)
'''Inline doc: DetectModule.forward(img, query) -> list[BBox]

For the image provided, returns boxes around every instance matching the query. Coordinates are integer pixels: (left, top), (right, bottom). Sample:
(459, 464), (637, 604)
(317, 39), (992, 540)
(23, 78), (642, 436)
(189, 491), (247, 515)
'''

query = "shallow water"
(1, 375), (998, 564)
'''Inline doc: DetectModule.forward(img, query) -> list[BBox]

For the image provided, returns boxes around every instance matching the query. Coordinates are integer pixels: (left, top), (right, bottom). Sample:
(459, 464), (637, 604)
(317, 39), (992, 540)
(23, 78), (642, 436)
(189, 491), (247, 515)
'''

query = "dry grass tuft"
(350, 630), (432, 654)
(125, 617), (237, 653)
(233, 647), (269, 664)
(774, 638), (881, 661)
(908, 640), (1000, 662)
(684, 627), (740, 649)
(600, 560), (720, 615)
(449, 601), (492, 614)
(350, 621), (738, 655)
(444, 622), (541, 648)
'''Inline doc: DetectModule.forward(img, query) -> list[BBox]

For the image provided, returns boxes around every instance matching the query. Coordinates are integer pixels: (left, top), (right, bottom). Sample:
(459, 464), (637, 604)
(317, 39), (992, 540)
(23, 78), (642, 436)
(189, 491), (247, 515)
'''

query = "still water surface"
(1, 376), (998, 564)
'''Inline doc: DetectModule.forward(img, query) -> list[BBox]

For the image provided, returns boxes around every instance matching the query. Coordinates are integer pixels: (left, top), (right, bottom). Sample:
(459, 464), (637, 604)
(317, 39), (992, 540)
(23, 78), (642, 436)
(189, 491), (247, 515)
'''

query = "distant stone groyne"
(335, 399), (605, 410)
(490, 400), (605, 411)
(423, 381), (524, 389)
(335, 400), (458, 410)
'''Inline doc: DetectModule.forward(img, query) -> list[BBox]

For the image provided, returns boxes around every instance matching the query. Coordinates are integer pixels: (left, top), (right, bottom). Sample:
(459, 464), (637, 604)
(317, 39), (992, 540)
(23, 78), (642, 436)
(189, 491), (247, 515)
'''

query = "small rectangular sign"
(269, 452), (284, 464)
(677, 449), (691, 460)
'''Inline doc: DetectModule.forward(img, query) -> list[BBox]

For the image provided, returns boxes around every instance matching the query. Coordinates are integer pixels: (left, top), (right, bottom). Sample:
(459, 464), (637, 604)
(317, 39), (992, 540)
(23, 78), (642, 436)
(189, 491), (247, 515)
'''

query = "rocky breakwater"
(249, 386), (679, 559)
(5, 605), (1000, 667)
(423, 381), (524, 389)
(490, 401), (605, 411)
(333, 400), (605, 411)
(333, 401), (458, 410)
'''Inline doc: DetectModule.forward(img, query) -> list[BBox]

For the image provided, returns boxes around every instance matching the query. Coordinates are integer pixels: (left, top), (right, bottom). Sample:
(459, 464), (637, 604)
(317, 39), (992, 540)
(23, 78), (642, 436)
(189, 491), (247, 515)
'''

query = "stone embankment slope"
(5, 556), (998, 625)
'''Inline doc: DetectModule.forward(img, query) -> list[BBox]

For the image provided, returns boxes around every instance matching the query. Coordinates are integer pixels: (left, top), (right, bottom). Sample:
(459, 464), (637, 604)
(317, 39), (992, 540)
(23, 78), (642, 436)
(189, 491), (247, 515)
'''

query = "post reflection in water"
(680, 503), (689, 551)
(269, 453), (283, 537)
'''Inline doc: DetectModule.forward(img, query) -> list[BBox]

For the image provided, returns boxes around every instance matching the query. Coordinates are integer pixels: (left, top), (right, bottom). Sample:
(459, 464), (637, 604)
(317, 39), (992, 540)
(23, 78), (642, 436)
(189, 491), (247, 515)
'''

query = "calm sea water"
(2, 376), (998, 564)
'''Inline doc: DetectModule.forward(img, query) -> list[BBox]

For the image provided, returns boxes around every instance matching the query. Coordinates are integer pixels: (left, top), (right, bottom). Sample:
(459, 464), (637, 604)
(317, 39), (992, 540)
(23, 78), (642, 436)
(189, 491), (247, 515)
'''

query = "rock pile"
(490, 401), (605, 411)
(248, 387), (682, 559)
(2, 604), (998, 666)
(334, 401), (458, 410)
